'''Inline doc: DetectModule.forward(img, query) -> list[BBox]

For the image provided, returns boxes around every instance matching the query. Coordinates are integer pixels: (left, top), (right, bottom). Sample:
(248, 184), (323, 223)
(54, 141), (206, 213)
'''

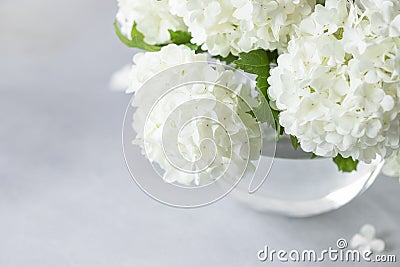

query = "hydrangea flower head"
(268, 0), (400, 163)
(130, 44), (262, 185)
(168, 0), (316, 57)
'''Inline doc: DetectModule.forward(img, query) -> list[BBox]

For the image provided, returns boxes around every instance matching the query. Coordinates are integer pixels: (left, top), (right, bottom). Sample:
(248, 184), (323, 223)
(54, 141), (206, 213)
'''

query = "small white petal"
(351, 234), (368, 248)
(381, 95), (395, 111)
(370, 239), (385, 253)
(360, 224), (376, 240)
(389, 15), (400, 37)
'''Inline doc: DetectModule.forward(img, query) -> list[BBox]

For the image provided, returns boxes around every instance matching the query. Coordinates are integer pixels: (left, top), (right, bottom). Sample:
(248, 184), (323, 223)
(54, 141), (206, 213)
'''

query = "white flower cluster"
(169, 0), (316, 57)
(382, 151), (400, 181)
(116, 0), (315, 56)
(116, 0), (186, 45)
(268, 0), (400, 163)
(351, 224), (385, 253)
(131, 44), (261, 185)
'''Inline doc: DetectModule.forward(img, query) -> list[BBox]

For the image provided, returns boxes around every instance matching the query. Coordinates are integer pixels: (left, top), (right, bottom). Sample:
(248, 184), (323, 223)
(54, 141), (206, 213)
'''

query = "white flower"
(382, 151), (400, 181)
(126, 44), (207, 93)
(130, 44), (261, 185)
(168, 0), (316, 57)
(351, 224), (385, 253)
(268, 0), (400, 163)
(116, 0), (186, 45)
(109, 64), (131, 92)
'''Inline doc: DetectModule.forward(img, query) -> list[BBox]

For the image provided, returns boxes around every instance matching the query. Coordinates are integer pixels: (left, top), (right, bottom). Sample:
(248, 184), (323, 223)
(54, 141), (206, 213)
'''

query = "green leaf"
(333, 154), (359, 172)
(290, 135), (300, 150)
(114, 21), (162, 52)
(234, 49), (270, 79)
(169, 30), (200, 50)
(310, 153), (318, 159)
(272, 109), (282, 135)
(234, 49), (281, 132)
(213, 53), (238, 65)
(252, 103), (274, 125)
(169, 30), (192, 44)
(255, 74), (268, 98)
(115, 22), (199, 51)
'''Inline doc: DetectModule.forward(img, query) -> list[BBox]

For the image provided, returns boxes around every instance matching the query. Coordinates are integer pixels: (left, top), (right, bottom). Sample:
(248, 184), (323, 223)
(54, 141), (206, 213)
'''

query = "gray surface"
(0, 0), (399, 266)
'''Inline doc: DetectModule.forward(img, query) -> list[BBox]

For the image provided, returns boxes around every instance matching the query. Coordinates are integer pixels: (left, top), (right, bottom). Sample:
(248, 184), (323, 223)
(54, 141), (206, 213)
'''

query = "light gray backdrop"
(0, 0), (399, 266)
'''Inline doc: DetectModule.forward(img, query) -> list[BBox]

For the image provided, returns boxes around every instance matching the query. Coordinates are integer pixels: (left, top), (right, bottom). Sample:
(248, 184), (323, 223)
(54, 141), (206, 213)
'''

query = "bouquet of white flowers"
(114, 0), (400, 185)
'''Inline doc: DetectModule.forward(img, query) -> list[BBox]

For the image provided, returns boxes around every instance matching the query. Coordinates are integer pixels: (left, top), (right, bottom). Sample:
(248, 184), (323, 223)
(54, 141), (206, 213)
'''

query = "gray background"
(0, 0), (399, 266)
